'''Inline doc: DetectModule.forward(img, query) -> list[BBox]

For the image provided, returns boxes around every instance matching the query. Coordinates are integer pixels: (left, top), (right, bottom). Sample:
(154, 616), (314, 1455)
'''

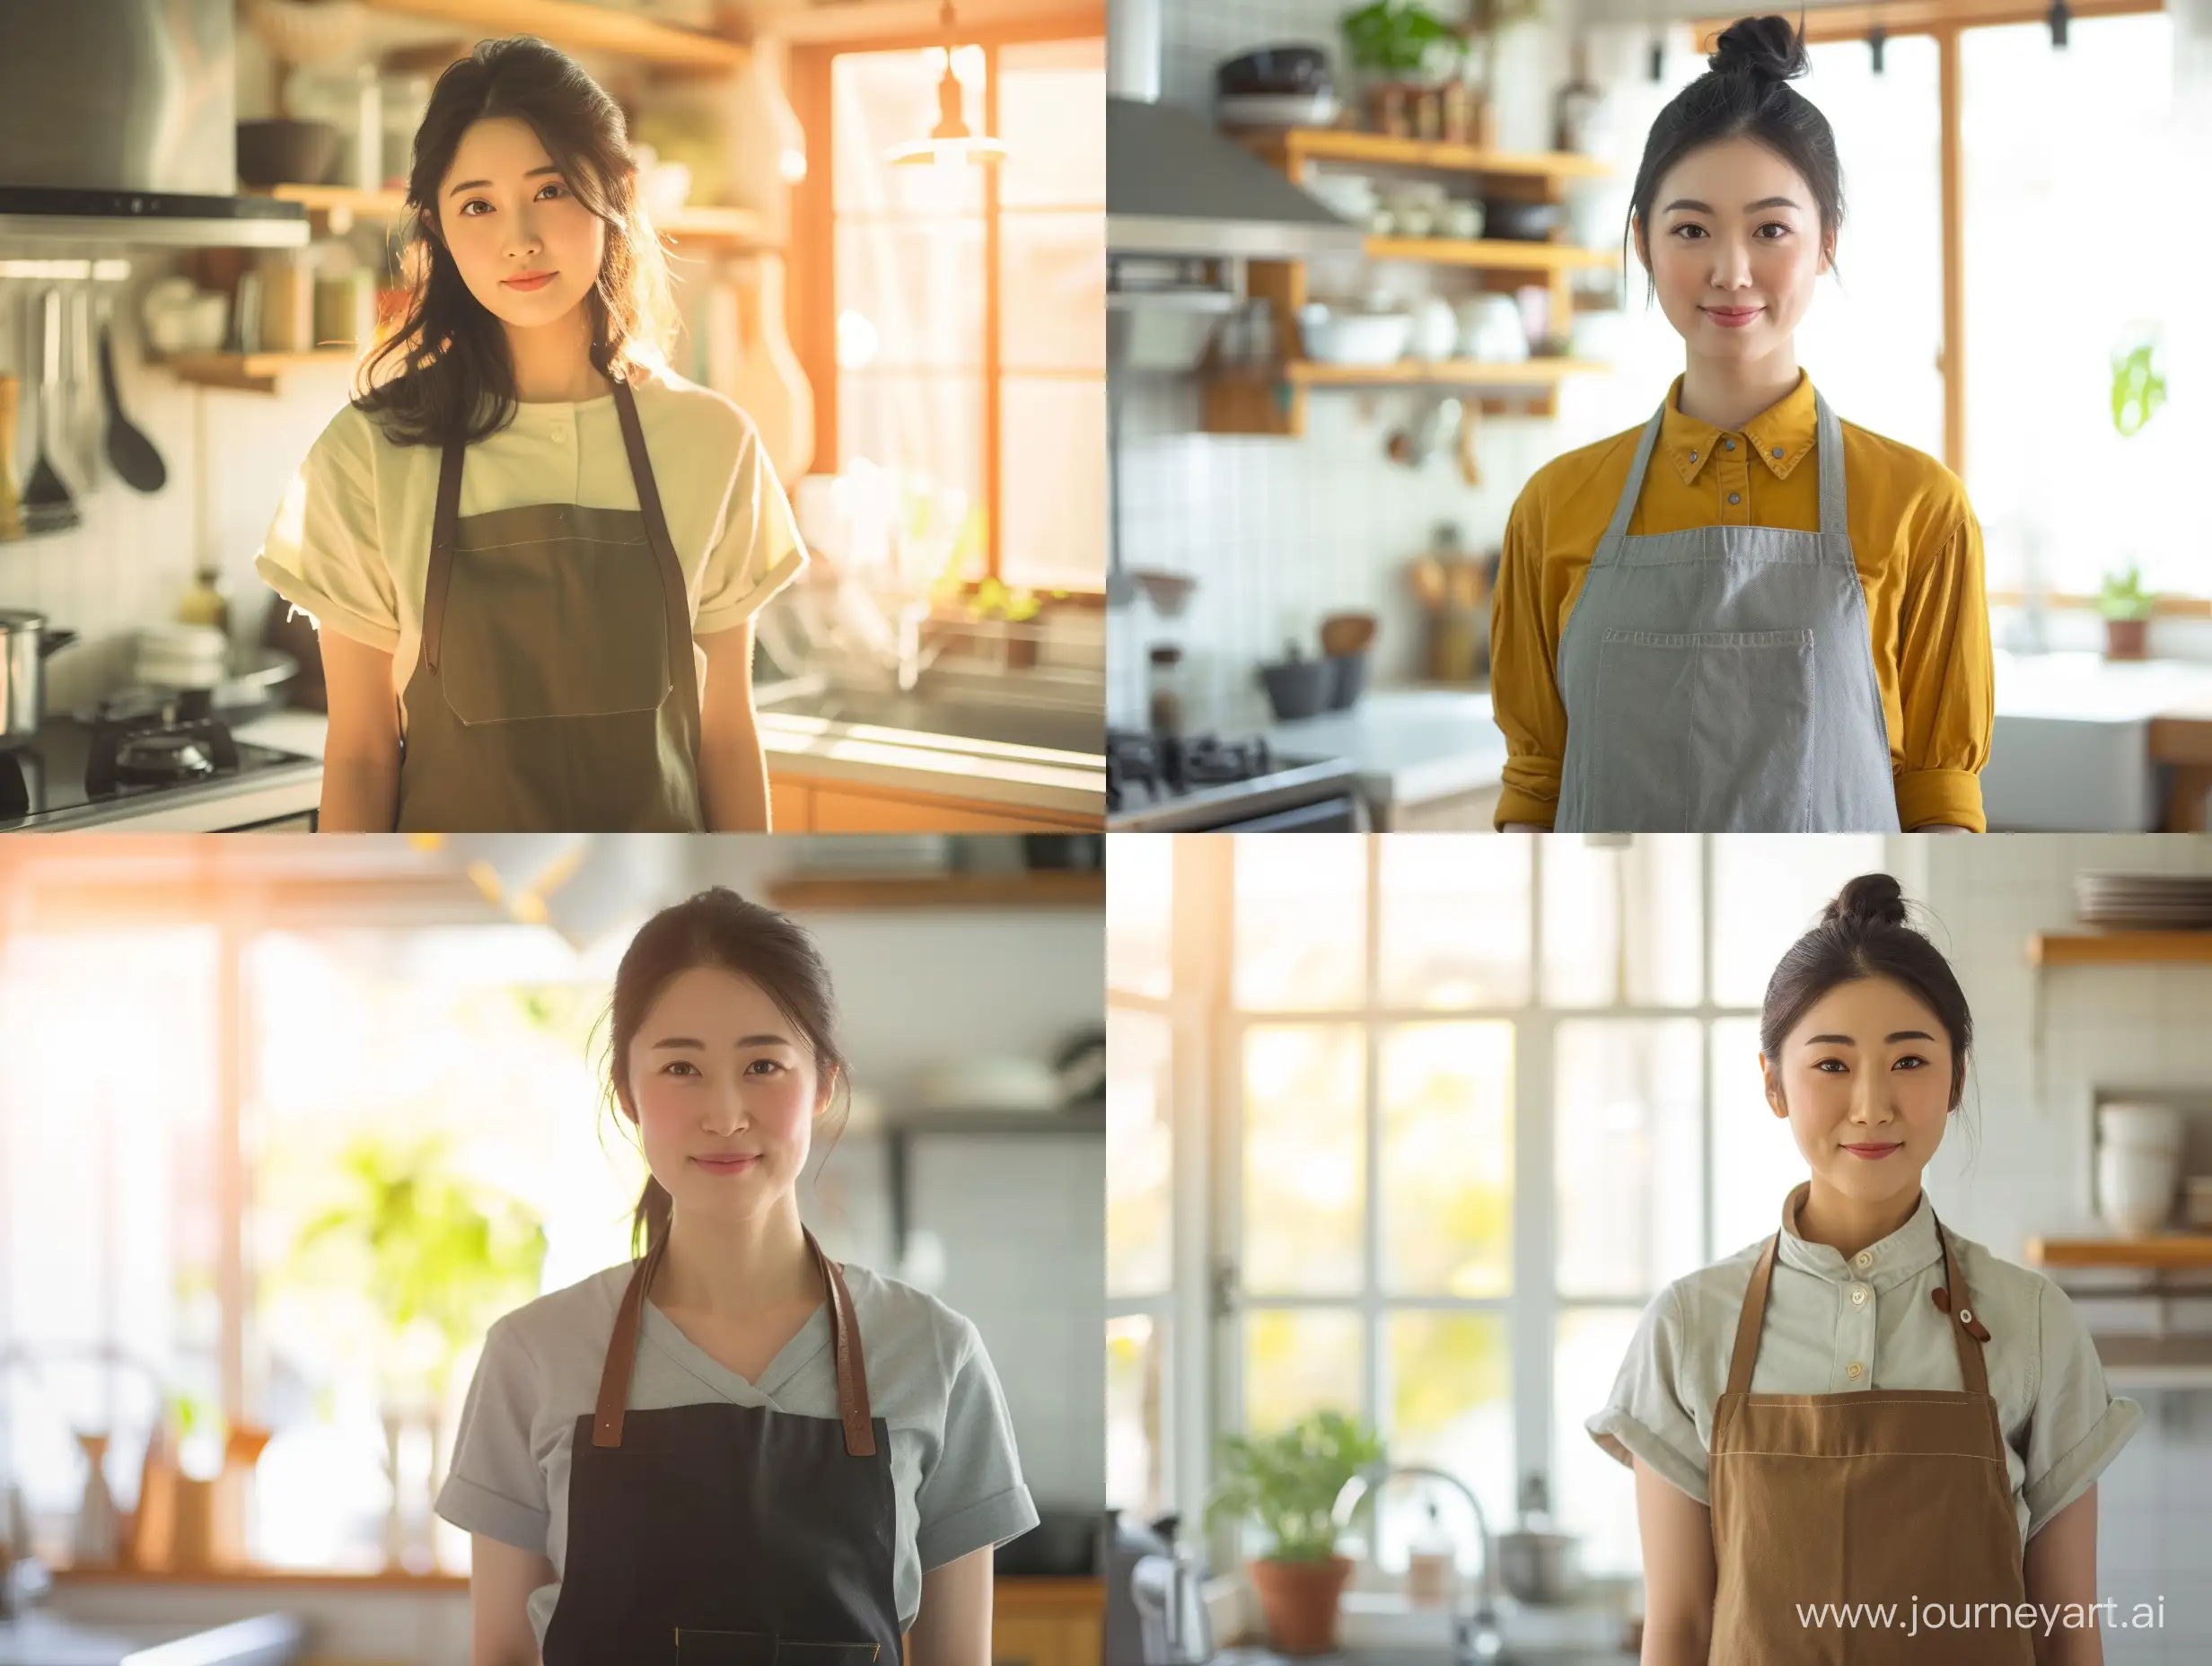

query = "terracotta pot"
(1248, 1555), (1354, 1656)
(2104, 616), (2149, 660)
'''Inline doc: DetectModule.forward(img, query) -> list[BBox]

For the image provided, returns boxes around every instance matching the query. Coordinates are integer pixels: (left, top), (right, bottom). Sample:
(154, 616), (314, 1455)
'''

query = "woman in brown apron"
(283, 38), (793, 832)
(437, 890), (1037, 1665)
(1589, 874), (2138, 1662)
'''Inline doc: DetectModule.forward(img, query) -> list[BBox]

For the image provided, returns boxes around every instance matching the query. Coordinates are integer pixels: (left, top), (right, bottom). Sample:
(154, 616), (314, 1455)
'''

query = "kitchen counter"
(1266, 688), (1505, 831)
(1986, 651), (2212, 831)
(0, 1611), (302, 1664)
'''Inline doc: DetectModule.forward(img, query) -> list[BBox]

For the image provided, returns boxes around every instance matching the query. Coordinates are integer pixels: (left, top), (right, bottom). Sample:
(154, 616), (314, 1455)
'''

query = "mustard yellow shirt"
(1489, 371), (1991, 831)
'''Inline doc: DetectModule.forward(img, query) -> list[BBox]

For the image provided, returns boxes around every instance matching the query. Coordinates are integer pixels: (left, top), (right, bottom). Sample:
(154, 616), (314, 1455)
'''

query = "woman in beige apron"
(271, 38), (794, 831)
(1588, 875), (2139, 1662)
(1491, 15), (1990, 833)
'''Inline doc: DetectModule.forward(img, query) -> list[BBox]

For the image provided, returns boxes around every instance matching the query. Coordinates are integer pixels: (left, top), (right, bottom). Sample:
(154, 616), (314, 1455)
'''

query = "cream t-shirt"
(1586, 1182), (2141, 1543)
(253, 367), (806, 729)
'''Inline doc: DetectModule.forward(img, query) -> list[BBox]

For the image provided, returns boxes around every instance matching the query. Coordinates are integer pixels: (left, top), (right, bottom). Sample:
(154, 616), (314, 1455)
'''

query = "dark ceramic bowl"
(1326, 650), (1369, 710)
(1216, 45), (1334, 98)
(1260, 656), (1333, 722)
(235, 119), (340, 188)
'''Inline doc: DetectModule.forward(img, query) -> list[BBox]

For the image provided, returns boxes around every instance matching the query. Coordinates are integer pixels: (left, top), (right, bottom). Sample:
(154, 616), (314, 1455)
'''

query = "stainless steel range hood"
(0, 0), (309, 250)
(1105, 0), (1362, 259)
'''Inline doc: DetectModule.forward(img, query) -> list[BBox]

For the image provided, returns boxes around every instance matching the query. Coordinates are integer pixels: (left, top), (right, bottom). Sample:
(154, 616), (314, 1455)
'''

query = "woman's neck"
(1677, 346), (1803, 434)
(505, 303), (607, 404)
(1794, 1177), (1924, 1263)
(654, 1196), (820, 1320)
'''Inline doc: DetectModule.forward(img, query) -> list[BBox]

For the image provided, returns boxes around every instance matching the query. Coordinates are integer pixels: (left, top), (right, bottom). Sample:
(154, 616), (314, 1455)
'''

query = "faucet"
(1333, 1462), (1506, 1665)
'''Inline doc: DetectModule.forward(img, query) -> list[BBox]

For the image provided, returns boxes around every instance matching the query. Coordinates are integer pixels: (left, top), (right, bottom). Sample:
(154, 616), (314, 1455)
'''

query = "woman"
(256, 38), (805, 833)
(1588, 875), (2137, 1664)
(1491, 16), (1991, 833)
(435, 888), (1036, 1665)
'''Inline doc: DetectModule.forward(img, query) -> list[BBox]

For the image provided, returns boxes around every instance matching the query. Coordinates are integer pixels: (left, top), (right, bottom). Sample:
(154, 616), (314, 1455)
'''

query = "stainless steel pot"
(1496, 1528), (1578, 1604)
(0, 609), (77, 744)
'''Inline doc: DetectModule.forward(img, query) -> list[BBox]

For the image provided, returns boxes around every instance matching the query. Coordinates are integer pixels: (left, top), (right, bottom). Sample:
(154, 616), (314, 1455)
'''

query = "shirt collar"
(1774, 1179), (1944, 1291)
(1658, 370), (1819, 487)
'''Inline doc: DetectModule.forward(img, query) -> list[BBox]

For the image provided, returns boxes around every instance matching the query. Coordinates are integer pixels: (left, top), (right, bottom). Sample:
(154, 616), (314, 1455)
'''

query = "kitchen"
(0, 0), (1108, 834)
(1103, 0), (2212, 834)
(1106, 830), (2212, 1665)
(0, 831), (1110, 1665)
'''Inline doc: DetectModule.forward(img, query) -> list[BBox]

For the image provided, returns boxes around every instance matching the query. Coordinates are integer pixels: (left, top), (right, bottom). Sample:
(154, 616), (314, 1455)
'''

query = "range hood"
(1105, 0), (1362, 259)
(0, 0), (308, 250)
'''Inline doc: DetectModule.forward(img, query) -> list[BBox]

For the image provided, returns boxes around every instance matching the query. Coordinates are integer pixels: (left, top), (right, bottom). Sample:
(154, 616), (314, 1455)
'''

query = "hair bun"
(1825, 873), (1908, 931)
(1709, 14), (1811, 83)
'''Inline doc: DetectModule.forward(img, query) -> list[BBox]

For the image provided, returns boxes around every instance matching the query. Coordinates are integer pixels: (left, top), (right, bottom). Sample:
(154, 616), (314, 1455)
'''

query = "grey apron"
(393, 375), (706, 833)
(1553, 389), (1900, 832)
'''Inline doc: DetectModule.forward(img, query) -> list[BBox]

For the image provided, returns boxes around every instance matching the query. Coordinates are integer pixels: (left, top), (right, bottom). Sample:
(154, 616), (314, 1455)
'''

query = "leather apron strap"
(420, 433), (468, 676)
(610, 374), (703, 747)
(591, 1226), (875, 1457)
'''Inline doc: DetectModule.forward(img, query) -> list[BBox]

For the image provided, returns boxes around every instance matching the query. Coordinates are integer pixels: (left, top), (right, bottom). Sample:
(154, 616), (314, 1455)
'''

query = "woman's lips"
(692, 1153), (761, 1176)
(503, 270), (557, 292)
(1704, 306), (1763, 329)
(1842, 1143), (1902, 1160)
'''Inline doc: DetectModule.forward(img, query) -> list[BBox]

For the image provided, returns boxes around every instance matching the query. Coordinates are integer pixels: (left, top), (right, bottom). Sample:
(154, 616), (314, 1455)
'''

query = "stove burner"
(1108, 728), (1285, 802)
(115, 732), (218, 784)
(85, 710), (241, 797)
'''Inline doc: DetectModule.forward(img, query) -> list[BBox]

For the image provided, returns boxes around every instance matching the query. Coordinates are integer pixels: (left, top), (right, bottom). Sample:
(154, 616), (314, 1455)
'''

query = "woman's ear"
(814, 1064), (839, 1118)
(1759, 1053), (1787, 1118)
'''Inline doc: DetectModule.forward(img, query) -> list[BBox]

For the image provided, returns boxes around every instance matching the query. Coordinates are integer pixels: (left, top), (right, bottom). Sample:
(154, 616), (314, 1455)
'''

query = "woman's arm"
(1892, 511), (1992, 831)
(1635, 1457), (1715, 1666)
(2024, 1486), (2102, 1666)
(469, 1533), (555, 1666)
(318, 628), (401, 831)
(696, 619), (771, 832)
(907, 1545), (994, 1666)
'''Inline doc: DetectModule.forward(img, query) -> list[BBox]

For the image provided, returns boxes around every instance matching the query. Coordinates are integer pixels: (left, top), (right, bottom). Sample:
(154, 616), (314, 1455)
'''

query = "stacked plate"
(2075, 872), (2212, 930)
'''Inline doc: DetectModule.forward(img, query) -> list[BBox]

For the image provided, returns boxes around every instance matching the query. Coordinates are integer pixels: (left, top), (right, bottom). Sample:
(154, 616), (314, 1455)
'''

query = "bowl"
(1325, 651), (1368, 710)
(1297, 303), (1413, 366)
(1259, 655), (1332, 722)
(235, 118), (340, 188)
(1483, 199), (1565, 241)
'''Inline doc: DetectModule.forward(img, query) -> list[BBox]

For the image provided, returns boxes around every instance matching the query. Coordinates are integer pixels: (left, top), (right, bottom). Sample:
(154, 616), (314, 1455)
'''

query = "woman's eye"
(1813, 1057), (1848, 1074)
(1893, 1054), (1929, 1071)
(538, 181), (566, 200)
(1672, 224), (1707, 240)
(662, 1059), (700, 1077)
(1757, 222), (1790, 239)
(746, 1058), (786, 1077)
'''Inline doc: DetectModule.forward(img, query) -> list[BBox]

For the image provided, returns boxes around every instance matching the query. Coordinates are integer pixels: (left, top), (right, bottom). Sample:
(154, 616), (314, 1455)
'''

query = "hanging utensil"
(99, 291), (166, 493)
(67, 284), (101, 492)
(1456, 396), (1482, 487)
(22, 288), (80, 535)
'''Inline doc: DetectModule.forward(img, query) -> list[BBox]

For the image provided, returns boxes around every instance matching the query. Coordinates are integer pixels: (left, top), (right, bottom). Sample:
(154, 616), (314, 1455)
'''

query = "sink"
(757, 684), (1103, 758)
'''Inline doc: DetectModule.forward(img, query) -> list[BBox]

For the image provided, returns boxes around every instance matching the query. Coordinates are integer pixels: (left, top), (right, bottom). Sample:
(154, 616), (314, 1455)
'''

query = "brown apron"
(540, 1226), (900, 1665)
(394, 375), (705, 831)
(1709, 1191), (2034, 1664)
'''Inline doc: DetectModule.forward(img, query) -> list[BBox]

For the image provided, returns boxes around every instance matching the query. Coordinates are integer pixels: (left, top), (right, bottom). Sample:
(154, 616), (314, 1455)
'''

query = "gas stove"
(0, 691), (323, 831)
(1106, 728), (1367, 832)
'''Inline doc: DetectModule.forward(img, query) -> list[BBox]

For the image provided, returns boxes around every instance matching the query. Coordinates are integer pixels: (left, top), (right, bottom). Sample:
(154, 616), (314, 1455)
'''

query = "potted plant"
(1339, 1), (1463, 136)
(2099, 562), (2156, 661)
(1206, 1410), (1386, 1656)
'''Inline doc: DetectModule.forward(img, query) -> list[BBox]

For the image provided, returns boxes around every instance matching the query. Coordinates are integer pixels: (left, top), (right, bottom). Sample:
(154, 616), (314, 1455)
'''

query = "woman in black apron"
(438, 889), (1038, 1664)
(259, 38), (800, 833)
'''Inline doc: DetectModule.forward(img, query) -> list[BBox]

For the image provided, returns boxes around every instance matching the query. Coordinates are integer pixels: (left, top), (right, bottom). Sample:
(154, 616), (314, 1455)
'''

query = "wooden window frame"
(788, 10), (1106, 601)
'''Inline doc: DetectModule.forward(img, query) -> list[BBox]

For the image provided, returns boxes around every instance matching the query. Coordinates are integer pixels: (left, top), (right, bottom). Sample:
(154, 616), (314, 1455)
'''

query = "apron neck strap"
(1724, 1232), (1781, 1398)
(1600, 403), (1668, 543)
(590, 1225), (877, 1456)
(422, 434), (468, 673)
(1933, 1214), (1988, 1398)
(608, 373), (703, 746)
(1601, 378), (1848, 546)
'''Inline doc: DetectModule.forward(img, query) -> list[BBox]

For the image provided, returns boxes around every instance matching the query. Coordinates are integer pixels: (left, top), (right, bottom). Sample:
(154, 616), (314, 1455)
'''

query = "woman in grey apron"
(1494, 15), (1988, 833)
(438, 889), (1037, 1665)
(295, 38), (784, 832)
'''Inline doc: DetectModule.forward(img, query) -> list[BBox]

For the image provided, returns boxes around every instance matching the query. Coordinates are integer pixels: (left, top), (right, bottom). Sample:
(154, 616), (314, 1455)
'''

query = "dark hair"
(602, 887), (849, 1255)
(1760, 874), (1972, 1112)
(353, 36), (677, 447)
(1624, 15), (1845, 303)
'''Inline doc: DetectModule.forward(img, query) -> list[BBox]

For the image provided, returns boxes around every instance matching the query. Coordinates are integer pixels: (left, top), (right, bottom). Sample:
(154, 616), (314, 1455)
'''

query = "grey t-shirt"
(434, 1258), (1040, 1645)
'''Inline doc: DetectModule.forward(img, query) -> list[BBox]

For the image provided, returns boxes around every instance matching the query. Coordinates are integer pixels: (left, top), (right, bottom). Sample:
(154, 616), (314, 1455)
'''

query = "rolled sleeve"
(914, 1320), (1039, 1571)
(434, 1317), (553, 1556)
(1490, 495), (1566, 829)
(2021, 1277), (2143, 1538)
(694, 422), (809, 636)
(1584, 1285), (1710, 1506)
(1893, 512), (1991, 830)
(253, 408), (402, 654)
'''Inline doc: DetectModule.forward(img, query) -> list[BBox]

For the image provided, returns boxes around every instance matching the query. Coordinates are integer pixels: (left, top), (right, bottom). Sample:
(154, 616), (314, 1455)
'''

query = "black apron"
(540, 1228), (900, 1665)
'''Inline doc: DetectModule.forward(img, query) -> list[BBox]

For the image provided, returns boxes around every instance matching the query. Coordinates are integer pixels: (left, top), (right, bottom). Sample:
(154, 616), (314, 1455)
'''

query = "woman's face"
(624, 964), (830, 1228)
(1638, 135), (1830, 362)
(434, 116), (606, 335)
(1761, 975), (1955, 1209)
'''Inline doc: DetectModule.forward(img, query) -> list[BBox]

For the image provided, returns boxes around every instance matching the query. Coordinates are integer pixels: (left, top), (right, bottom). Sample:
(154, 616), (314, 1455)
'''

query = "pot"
(1248, 1555), (1352, 1656)
(0, 610), (78, 745)
(1496, 1528), (1578, 1604)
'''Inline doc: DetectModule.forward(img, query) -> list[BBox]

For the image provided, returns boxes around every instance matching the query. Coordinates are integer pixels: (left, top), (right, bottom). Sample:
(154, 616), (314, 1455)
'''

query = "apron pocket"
(673, 1634), (880, 1666)
(1588, 629), (1817, 832)
(438, 530), (674, 725)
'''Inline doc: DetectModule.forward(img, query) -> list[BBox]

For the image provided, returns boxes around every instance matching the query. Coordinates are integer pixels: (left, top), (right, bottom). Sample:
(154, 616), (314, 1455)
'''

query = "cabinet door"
(989, 1610), (1069, 1666)
(768, 776), (812, 833)
(812, 786), (1063, 834)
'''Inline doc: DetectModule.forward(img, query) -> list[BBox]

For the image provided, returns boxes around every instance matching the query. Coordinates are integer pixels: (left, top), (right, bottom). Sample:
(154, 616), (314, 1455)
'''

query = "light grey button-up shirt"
(1586, 1182), (2141, 1542)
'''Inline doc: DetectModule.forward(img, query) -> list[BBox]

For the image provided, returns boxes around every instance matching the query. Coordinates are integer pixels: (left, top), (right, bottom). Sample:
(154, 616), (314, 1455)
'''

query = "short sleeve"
(2020, 1276), (2142, 1538)
(252, 408), (402, 653)
(434, 1315), (553, 1555)
(1584, 1284), (1710, 1506)
(1490, 487), (1566, 829)
(693, 418), (808, 636)
(913, 1319), (1039, 1571)
(1892, 509), (1991, 832)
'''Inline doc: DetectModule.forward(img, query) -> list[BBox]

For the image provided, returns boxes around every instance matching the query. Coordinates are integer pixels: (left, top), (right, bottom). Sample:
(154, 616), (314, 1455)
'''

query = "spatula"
(100, 291), (166, 492)
(22, 287), (80, 535)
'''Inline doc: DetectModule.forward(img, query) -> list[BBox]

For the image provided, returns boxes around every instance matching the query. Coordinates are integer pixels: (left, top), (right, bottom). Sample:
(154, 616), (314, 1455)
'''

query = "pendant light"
(1868, 24), (1887, 74)
(2050, 0), (2071, 47)
(890, 1), (1006, 167)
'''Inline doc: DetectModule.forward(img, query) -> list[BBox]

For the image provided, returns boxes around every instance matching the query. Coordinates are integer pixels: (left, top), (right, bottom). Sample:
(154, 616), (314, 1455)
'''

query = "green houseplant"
(2098, 561), (2156, 662)
(1206, 1410), (1386, 1655)
(2102, 339), (2167, 660)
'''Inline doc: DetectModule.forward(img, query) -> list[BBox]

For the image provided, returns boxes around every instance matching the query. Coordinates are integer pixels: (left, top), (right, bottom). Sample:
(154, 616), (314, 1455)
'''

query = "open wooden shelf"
(1365, 235), (1619, 272)
(360, 0), (749, 68)
(2087, 1333), (2212, 1389)
(1286, 355), (1605, 388)
(1245, 127), (1611, 185)
(245, 184), (768, 246)
(2027, 931), (2212, 967)
(767, 871), (1103, 912)
(2025, 1234), (2212, 1269)
(157, 349), (362, 393)
(56, 1565), (468, 1591)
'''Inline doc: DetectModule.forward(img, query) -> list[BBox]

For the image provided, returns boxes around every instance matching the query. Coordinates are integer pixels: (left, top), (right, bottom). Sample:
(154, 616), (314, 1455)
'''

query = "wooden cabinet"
(992, 1577), (1104, 1666)
(770, 772), (1102, 834)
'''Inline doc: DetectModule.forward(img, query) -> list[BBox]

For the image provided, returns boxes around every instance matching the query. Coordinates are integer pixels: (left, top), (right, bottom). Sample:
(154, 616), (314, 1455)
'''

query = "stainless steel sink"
(756, 682), (1103, 758)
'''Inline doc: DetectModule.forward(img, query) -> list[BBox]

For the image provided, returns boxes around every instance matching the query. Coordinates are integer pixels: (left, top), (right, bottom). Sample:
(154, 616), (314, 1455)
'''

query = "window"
(1127, 834), (1890, 1577)
(803, 30), (1104, 596)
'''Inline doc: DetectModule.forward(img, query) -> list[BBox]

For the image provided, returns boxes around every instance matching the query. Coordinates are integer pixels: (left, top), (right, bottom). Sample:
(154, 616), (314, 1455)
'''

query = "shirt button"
(1690, 449), (1698, 461)
(550, 425), (569, 443)
(1854, 1250), (1874, 1268)
(1847, 1361), (1864, 1380)
(1771, 445), (1785, 458)
(1850, 1285), (1869, 1305)
(1728, 492), (1741, 505)
(1723, 437), (1735, 450)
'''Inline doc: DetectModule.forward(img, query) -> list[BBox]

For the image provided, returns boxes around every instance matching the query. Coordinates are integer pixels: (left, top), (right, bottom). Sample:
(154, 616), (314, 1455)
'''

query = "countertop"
(1992, 649), (2212, 723)
(0, 1610), (302, 1664)
(1266, 688), (1505, 809)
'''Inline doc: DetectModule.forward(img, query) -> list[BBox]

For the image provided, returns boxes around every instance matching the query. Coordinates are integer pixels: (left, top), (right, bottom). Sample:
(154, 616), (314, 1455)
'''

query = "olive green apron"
(394, 375), (704, 831)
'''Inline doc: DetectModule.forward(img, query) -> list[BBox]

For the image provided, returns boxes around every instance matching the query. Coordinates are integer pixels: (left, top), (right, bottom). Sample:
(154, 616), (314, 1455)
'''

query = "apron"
(394, 375), (706, 832)
(1552, 388), (1900, 833)
(540, 1228), (900, 1666)
(1708, 1193), (2033, 1665)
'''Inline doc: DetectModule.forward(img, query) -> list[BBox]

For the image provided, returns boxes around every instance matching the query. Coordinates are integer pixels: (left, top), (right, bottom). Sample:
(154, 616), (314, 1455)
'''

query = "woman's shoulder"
(628, 362), (764, 455)
(838, 1261), (986, 1368)
(1943, 1227), (2068, 1333)
(1511, 422), (1645, 529)
(1837, 413), (1972, 523)
(484, 1261), (633, 1360)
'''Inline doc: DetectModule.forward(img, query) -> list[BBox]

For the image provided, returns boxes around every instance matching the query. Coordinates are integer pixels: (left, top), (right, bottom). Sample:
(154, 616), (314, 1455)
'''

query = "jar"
(1146, 644), (1187, 737)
